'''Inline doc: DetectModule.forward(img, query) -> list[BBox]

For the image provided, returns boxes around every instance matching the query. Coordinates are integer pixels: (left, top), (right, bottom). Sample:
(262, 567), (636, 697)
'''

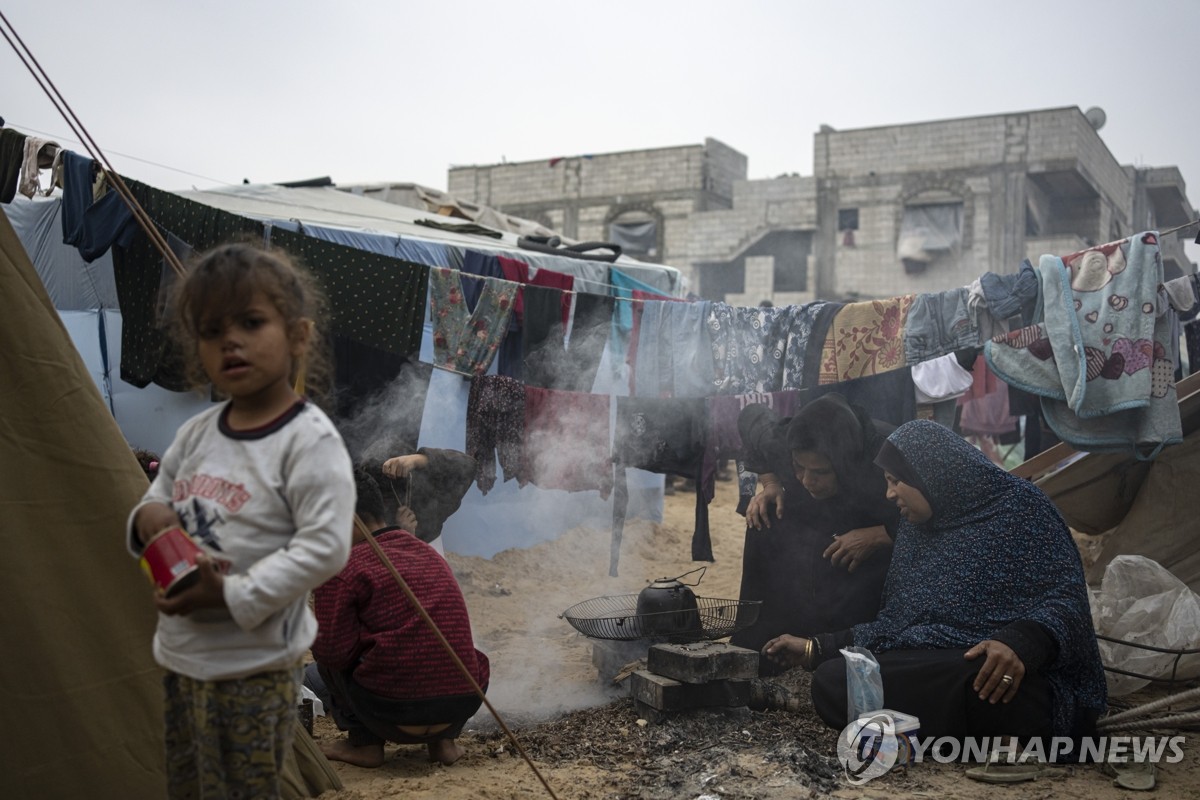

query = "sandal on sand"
(1103, 759), (1157, 791)
(965, 757), (1046, 784)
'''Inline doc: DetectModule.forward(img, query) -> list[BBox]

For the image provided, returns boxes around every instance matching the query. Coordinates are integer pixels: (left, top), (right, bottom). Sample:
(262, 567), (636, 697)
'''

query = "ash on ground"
(469, 667), (842, 799)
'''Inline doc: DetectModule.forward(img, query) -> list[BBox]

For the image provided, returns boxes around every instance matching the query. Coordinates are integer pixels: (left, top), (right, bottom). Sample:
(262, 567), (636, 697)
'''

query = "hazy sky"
(5, 0), (1199, 257)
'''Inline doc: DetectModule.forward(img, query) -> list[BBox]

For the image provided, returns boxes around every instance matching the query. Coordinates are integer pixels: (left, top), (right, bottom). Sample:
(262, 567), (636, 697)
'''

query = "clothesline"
(0, 24), (187, 281)
(447, 265), (677, 302)
(1056, 220), (1200, 272)
(1153, 219), (1200, 239)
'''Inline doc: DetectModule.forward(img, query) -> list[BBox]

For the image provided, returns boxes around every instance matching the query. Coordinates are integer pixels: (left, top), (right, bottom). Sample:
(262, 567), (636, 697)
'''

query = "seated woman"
(763, 419), (1106, 743)
(730, 393), (899, 673)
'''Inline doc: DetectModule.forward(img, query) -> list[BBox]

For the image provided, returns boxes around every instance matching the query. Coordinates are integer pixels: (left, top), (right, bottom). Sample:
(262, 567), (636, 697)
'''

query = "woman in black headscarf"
(763, 420), (1106, 741)
(730, 393), (899, 673)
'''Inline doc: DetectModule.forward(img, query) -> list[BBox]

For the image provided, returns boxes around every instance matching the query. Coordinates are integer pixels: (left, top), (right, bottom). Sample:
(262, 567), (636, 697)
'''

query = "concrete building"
(446, 138), (746, 268)
(445, 106), (1195, 305)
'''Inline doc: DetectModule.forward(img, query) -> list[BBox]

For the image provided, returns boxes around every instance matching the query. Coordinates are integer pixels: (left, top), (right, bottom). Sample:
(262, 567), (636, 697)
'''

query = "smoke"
(334, 363), (434, 464)
(325, 287), (678, 725)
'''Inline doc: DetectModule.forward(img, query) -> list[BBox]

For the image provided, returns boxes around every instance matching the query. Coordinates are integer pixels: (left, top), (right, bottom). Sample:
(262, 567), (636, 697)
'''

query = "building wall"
(444, 107), (1194, 302)
(446, 139), (747, 275)
(812, 107), (1153, 300)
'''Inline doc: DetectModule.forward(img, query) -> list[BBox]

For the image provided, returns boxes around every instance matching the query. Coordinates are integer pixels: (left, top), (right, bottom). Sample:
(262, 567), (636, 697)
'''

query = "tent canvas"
(6, 187), (680, 559)
(0, 210), (338, 797)
(1035, 372), (1200, 593)
(0, 207), (167, 796)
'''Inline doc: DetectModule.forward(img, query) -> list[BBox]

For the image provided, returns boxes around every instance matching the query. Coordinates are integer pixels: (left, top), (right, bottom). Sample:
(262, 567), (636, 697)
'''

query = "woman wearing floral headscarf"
(764, 419), (1106, 741)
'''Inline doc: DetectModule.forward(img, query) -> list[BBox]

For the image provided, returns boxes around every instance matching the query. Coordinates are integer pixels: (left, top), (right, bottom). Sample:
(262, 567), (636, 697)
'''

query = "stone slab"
(629, 669), (750, 711)
(646, 641), (759, 684)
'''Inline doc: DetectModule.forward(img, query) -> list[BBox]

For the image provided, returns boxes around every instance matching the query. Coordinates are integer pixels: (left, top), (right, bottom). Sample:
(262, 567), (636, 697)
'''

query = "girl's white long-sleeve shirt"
(128, 400), (354, 681)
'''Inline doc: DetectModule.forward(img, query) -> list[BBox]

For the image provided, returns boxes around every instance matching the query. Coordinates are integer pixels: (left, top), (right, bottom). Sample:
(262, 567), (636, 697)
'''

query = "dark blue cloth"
(979, 259), (1039, 325)
(59, 151), (138, 263)
(856, 420), (1106, 737)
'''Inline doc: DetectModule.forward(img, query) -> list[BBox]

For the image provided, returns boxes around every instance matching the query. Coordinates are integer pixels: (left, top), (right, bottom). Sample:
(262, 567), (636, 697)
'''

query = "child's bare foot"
(428, 739), (463, 765)
(320, 738), (385, 768)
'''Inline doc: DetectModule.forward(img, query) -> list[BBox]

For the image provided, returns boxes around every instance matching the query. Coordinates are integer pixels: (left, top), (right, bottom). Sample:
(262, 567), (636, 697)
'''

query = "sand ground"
(312, 476), (1200, 799)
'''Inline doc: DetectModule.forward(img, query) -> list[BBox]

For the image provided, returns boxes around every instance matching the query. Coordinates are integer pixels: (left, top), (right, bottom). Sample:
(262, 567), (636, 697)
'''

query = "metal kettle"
(636, 567), (704, 635)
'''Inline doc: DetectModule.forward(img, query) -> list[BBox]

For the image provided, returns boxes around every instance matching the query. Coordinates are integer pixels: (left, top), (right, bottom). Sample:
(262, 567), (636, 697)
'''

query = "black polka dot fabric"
(109, 180), (427, 391)
(270, 227), (427, 357)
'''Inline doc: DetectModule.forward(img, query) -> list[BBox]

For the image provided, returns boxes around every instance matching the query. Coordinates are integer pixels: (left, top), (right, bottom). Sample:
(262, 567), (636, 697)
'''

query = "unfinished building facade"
(443, 106), (1194, 304)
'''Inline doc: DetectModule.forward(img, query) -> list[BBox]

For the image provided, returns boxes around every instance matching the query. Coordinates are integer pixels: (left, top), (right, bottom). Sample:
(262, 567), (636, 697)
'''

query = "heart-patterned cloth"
(985, 232), (1181, 455)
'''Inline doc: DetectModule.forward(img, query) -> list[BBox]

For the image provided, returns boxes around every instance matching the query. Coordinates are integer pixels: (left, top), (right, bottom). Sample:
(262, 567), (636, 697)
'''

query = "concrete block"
(629, 669), (751, 711)
(591, 639), (650, 682)
(646, 641), (759, 684)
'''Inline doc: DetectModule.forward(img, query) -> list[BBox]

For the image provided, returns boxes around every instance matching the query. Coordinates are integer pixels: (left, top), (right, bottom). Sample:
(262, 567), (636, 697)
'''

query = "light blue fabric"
(1044, 236), (1160, 417)
(903, 288), (980, 365)
(667, 300), (716, 398)
(986, 233), (1182, 454)
(632, 300), (667, 397)
(263, 219), (461, 269)
(631, 299), (716, 398)
(611, 267), (669, 331)
(610, 268), (672, 374)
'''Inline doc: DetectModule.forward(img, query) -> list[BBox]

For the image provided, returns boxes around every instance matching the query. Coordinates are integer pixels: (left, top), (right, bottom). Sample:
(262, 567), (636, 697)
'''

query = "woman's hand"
(382, 454), (429, 480)
(823, 526), (892, 573)
(133, 503), (183, 547)
(762, 634), (810, 668)
(153, 553), (228, 617)
(746, 479), (785, 530)
(964, 639), (1025, 704)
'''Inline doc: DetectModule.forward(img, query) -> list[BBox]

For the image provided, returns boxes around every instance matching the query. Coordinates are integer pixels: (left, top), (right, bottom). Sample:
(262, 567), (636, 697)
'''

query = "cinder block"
(629, 670), (751, 711)
(591, 639), (650, 682)
(646, 642), (759, 684)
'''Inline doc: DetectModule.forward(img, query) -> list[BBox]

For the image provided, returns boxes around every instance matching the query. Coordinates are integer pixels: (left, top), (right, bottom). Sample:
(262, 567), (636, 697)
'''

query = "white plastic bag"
(300, 684), (325, 717)
(1089, 555), (1200, 696)
(842, 646), (884, 721)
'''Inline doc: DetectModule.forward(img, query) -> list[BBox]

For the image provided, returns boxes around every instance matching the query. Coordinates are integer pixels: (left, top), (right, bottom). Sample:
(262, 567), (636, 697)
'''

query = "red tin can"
(140, 527), (204, 597)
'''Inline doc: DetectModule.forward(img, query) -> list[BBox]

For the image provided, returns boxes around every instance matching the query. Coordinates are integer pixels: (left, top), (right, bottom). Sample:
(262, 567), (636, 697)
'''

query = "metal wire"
(561, 595), (760, 641)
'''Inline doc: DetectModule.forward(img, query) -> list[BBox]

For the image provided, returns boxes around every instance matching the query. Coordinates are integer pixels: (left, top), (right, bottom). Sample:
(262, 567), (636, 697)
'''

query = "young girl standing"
(127, 243), (355, 799)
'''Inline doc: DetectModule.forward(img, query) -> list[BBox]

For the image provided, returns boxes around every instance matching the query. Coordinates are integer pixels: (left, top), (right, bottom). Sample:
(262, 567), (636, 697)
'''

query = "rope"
(1158, 219), (1200, 239)
(1096, 685), (1200, 728)
(352, 514), (559, 800)
(1097, 710), (1200, 733)
(0, 12), (185, 279)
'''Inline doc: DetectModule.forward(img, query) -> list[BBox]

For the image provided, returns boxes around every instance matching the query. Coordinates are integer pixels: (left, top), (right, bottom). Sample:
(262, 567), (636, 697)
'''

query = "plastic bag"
(1089, 555), (1200, 696)
(300, 684), (325, 717)
(842, 646), (884, 722)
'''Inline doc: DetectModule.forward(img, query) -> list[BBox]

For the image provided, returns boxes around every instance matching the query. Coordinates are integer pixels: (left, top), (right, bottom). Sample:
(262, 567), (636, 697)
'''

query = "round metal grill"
(560, 594), (761, 642)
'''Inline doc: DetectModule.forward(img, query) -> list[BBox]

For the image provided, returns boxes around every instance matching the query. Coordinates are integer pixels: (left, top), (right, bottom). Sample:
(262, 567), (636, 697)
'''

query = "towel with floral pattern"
(818, 296), (915, 384)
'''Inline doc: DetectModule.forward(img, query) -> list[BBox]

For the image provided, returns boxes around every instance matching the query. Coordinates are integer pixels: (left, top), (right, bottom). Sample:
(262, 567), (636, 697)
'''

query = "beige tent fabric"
(0, 212), (340, 798)
(0, 211), (166, 797)
(1036, 450), (1151, 535)
(1086, 432), (1200, 592)
(1037, 380), (1200, 593)
(283, 721), (344, 796)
